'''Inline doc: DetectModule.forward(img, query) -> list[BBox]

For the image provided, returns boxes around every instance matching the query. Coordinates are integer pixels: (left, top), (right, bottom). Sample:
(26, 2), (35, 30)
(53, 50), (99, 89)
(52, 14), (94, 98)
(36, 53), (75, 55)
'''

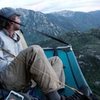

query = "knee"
(31, 45), (44, 53)
(50, 56), (63, 67)
(55, 56), (63, 66)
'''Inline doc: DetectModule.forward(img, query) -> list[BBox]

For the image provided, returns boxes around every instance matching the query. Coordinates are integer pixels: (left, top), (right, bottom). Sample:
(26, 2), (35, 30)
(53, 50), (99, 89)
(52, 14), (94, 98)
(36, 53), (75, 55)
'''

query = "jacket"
(0, 29), (23, 71)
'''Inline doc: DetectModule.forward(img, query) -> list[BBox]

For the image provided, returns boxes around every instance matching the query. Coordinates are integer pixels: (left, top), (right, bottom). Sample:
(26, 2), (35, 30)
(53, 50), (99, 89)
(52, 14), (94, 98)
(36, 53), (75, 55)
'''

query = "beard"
(14, 24), (21, 31)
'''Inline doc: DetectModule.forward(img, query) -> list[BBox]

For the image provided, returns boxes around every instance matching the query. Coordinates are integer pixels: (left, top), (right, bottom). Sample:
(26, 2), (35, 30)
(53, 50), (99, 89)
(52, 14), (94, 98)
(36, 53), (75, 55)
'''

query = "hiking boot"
(61, 91), (91, 100)
(61, 85), (91, 100)
(79, 85), (91, 96)
(46, 91), (60, 100)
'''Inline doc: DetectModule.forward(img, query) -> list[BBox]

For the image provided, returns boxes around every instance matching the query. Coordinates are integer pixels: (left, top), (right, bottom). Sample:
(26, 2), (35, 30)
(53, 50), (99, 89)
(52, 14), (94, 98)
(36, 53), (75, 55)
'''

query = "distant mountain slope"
(17, 8), (64, 45)
(47, 10), (100, 32)
(16, 8), (100, 44)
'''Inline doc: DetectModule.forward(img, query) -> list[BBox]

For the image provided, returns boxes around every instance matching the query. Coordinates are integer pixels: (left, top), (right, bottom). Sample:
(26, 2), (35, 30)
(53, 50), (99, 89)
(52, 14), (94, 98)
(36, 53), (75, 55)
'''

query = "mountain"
(16, 8), (100, 45)
(47, 10), (100, 32)
(17, 8), (64, 45)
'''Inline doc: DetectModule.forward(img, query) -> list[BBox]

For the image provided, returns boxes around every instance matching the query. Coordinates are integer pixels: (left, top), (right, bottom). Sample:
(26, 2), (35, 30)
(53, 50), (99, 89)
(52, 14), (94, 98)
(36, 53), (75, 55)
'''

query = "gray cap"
(0, 7), (20, 18)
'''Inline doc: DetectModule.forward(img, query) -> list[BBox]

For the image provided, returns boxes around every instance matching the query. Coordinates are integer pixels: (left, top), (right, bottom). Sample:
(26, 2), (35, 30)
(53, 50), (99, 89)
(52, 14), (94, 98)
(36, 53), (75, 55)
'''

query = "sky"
(0, 0), (100, 13)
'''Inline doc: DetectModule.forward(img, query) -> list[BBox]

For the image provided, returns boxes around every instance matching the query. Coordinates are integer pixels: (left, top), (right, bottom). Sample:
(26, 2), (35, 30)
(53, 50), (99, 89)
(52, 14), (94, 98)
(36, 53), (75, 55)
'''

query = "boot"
(46, 90), (61, 100)
(61, 91), (91, 100)
(61, 85), (92, 100)
(46, 91), (91, 100)
(46, 85), (92, 100)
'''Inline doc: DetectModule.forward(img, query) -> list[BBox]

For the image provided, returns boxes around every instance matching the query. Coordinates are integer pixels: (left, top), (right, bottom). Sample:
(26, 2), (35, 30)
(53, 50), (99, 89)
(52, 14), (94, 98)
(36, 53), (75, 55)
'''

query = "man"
(0, 7), (66, 100)
(0, 7), (90, 100)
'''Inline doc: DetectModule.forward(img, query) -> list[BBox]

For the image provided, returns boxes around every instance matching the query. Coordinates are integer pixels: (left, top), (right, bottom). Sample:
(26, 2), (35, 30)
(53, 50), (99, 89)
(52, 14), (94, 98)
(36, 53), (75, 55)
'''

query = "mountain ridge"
(16, 8), (100, 45)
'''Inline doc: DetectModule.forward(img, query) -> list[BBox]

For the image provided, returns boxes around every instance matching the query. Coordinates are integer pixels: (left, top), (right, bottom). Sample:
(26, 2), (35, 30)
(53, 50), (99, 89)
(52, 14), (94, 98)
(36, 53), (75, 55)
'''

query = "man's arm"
(0, 37), (8, 70)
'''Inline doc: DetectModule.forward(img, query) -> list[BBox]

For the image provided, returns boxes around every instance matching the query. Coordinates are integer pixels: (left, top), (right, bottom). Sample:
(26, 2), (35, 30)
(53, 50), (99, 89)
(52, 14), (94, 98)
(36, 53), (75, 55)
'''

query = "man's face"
(12, 16), (21, 31)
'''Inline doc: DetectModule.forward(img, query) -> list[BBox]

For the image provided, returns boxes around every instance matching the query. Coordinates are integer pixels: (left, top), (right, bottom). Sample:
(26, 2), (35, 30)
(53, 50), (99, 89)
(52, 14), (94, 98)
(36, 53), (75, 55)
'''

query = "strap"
(1, 48), (15, 57)
(0, 15), (25, 27)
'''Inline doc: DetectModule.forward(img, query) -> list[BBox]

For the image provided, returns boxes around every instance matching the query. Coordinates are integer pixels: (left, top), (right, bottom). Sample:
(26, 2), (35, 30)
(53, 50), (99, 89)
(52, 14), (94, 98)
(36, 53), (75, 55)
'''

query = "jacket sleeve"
(0, 37), (8, 70)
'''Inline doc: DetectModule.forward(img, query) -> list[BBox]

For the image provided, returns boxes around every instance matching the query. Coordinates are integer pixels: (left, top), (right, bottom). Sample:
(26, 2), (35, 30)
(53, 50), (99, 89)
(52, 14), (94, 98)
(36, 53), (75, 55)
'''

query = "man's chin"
(15, 28), (20, 31)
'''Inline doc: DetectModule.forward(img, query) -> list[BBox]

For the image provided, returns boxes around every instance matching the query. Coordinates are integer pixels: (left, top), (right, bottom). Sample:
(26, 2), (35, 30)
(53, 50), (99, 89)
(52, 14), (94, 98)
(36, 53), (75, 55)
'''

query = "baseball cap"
(0, 7), (20, 18)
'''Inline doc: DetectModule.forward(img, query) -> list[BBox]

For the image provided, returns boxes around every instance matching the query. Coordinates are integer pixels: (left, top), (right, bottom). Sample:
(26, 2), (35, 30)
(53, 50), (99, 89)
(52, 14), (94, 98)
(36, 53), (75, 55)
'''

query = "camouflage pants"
(0, 45), (65, 94)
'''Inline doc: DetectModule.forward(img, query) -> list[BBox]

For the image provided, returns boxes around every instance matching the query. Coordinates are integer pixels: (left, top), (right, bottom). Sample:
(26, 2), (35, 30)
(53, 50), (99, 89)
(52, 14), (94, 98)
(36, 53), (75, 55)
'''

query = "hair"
(0, 14), (16, 30)
(0, 17), (8, 30)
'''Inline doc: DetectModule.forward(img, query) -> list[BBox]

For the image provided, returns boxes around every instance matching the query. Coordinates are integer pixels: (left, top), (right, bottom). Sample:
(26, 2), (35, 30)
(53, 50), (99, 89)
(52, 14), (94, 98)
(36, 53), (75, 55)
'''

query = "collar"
(2, 29), (20, 42)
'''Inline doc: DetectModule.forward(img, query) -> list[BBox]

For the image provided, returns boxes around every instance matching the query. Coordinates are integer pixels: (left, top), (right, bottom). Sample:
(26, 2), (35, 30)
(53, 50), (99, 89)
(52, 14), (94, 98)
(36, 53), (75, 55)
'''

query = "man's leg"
(48, 56), (65, 90)
(26, 45), (63, 93)
(31, 56), (65, 88)
(0, 45), (63, 94)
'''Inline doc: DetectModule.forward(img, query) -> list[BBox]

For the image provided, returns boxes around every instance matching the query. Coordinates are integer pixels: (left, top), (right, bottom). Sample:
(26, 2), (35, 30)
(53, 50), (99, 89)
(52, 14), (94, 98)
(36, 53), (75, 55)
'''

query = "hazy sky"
(0, 0), (100, 13)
